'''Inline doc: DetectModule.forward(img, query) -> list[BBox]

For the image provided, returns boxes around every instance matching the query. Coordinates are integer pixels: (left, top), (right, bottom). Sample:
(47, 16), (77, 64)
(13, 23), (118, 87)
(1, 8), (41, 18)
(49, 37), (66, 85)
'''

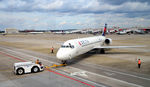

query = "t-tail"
(102, 23), (107, 36)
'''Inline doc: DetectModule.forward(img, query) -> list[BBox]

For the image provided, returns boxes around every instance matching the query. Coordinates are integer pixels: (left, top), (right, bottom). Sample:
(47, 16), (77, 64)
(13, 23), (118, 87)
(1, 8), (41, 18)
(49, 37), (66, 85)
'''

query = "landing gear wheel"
(32, 66), (39, 73)
(100, 49), (105, 54)
(17, 68), (24, 75)
(61, 60), (67, 65)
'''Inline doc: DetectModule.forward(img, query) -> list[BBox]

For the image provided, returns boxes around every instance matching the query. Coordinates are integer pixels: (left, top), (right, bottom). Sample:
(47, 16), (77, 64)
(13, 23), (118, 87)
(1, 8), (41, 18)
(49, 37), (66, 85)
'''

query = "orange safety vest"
(138, 60), (141, 64)
(36, 60), (39, 64)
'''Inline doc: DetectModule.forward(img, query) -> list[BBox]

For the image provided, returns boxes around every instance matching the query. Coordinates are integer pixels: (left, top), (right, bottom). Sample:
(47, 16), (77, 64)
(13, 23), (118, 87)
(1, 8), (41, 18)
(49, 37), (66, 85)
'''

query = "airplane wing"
(94, 45), (146, 49)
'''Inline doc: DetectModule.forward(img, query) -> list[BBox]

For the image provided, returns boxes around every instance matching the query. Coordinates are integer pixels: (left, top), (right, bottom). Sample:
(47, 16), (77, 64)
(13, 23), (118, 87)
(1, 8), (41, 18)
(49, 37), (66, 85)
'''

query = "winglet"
(102, 23), (107, 36)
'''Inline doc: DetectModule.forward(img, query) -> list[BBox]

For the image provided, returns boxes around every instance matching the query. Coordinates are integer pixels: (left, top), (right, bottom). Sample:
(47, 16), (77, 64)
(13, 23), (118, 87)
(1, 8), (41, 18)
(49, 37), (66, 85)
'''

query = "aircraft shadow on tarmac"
(67, 53), (94, 65)
(66, 50), (144, 65)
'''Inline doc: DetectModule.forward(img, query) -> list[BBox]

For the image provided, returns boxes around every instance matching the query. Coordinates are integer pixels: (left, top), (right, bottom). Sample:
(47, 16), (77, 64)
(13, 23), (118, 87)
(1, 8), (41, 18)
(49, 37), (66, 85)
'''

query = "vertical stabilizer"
(102, 23), (107, 36)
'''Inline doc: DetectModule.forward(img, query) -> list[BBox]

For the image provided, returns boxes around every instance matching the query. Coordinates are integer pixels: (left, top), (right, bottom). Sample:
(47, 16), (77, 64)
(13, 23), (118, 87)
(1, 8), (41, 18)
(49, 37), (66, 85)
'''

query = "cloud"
(0, 0), (149, 17)
(116, 2), (150, 12)
(59, 21), (66, 25)
(33, 18), (40, 22)
(76, 22), (81, 25)
(0, 0), (150, 30)
(35, 0), (64, 10)
(101, 0), (150, 5)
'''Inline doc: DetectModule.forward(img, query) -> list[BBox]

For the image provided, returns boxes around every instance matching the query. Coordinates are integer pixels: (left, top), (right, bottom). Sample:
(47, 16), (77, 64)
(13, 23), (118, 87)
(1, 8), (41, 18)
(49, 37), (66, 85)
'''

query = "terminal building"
(5, 28), (19, 34)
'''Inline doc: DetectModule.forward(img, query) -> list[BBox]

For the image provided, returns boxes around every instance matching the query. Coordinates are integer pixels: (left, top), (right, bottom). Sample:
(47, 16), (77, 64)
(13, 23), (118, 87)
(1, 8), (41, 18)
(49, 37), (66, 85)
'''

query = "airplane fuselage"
(56, 24), (143, 63)
(56, 36), (106, 60)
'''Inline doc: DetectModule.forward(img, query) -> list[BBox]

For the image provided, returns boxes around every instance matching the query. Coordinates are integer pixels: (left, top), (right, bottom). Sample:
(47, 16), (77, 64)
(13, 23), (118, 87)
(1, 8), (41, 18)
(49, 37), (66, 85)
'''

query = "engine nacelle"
(105, 38), (112, 45)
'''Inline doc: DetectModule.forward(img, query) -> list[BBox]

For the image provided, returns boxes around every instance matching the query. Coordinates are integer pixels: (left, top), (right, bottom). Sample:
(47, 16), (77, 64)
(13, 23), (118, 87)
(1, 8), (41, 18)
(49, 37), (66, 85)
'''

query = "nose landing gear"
(61, 60), (67, 65)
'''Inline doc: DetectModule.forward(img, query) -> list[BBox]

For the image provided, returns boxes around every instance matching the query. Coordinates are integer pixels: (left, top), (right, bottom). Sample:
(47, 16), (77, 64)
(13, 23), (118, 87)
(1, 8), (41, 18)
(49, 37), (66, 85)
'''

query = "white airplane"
(56, 24), (144, 64)
(116, 31), (127, 35)
(29, 32), (44, 34)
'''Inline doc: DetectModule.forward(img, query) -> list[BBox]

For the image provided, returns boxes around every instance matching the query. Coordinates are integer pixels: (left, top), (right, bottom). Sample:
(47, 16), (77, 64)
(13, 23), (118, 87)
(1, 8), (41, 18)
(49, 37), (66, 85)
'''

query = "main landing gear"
(96, 49), (105, 54)
(100, 49), (105, 54)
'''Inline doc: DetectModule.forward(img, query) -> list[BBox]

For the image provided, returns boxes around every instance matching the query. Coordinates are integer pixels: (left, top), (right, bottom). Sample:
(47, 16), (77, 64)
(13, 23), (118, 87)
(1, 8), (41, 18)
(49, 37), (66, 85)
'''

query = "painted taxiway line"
(0, 51), (25, 62)
(3, 48), (141, 87)
(80, 62), (150, 81)
(46, 69), (96, 87)
(0, 51), (101, 87)
(0, 47), (57, 64)
(52, 68), (106, 87)
(3, 46), (149, 81)
(0, 46), (145, 87)
(67, 66), (143, 87)
(0, 48), (106, 87)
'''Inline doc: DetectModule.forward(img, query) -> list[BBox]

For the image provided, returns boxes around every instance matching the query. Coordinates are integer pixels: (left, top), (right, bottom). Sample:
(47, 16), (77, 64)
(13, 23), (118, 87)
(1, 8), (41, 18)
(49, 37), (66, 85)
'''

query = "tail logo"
(102, 23), (107, 36)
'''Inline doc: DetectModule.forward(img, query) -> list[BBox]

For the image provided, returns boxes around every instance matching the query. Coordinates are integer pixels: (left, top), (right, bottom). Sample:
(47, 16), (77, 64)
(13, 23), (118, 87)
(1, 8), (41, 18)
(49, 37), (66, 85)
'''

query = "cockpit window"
(70, 45), (74, 48)
(61, 45), (74, 48)
(61, 45), (65, 48)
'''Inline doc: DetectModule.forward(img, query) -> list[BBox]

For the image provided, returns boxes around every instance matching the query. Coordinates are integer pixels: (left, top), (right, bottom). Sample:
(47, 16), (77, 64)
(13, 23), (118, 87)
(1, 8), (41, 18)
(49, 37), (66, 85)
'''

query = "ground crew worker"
(35, 59), (42, 66)
(138, 59), (141, 68)
(35, 59), (40, 64)
(51, 47), (54, 53)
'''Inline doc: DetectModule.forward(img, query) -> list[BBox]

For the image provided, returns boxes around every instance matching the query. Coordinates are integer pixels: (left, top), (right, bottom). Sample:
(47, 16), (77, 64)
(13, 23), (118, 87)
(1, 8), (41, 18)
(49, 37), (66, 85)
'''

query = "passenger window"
(61, 45), (66, 48)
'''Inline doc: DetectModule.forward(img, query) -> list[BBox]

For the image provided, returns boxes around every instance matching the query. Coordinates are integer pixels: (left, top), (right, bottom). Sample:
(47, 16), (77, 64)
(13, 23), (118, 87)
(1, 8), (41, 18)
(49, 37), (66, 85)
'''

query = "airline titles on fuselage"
(78, 37), (103, 47)
(78, 40), (89, 47)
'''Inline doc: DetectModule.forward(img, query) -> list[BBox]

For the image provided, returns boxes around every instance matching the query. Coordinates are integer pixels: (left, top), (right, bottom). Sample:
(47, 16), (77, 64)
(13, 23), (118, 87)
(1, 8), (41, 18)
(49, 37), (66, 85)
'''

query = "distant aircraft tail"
(102, 23), (107, 36)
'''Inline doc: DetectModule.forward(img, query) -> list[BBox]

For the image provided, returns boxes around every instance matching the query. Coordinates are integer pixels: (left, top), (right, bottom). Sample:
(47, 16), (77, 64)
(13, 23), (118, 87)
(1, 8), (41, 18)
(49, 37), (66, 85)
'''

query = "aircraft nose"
(56, 51), (63, 59)
(56, 49), (69, 60)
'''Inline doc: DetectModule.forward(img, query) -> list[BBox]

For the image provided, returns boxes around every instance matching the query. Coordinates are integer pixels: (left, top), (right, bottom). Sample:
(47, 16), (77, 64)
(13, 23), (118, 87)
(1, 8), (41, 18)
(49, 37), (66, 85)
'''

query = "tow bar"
(45, 64), (67, 68)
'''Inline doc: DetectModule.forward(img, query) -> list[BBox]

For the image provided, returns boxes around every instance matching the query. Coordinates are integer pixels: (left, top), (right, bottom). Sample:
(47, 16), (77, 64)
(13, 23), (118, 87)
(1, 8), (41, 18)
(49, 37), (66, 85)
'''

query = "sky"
(0, 0), (150, 30)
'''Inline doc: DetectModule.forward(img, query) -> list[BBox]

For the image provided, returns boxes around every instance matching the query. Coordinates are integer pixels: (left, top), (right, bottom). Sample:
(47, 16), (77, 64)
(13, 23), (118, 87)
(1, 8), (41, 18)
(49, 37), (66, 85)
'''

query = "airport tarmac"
(0, 46), (104, 87)
(0, 34), (150, 87)
(0, 45), (150, 87)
